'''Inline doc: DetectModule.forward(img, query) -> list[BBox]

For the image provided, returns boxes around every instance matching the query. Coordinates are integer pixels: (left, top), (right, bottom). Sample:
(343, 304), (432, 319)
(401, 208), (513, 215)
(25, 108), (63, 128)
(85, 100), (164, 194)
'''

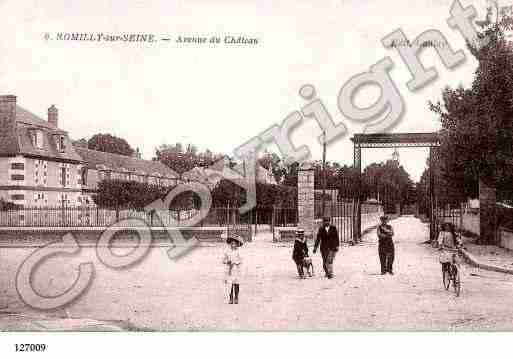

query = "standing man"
(313, 217), (340, 279)
(377, 215), (395, 275)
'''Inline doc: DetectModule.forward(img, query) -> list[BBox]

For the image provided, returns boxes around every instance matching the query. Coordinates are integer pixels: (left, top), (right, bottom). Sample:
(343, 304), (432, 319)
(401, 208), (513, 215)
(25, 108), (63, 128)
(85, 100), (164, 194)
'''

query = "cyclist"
(438, 222), (461, 272)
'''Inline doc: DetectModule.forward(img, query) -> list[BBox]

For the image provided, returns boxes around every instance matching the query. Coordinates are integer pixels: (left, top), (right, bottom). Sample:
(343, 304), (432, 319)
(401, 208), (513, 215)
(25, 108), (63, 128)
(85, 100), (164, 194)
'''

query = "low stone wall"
(499, 227), (513, 251)
(275, 227), (297, 242)
(275, 210), (384, 243)
(0, 227), (236, 247)
(461, 212), (480, 236)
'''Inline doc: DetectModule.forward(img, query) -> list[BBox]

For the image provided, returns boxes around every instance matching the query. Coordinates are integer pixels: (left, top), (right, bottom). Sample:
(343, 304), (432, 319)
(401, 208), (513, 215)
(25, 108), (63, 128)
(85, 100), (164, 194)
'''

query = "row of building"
(0, 95), (275, 207)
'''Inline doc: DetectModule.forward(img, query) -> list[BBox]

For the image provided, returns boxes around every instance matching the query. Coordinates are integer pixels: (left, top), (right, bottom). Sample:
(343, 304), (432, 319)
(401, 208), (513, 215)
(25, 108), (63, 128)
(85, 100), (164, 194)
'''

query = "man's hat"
(296, 228), (305, 235)
(226, 234), (244, 246)
(380, 215), (389, 221)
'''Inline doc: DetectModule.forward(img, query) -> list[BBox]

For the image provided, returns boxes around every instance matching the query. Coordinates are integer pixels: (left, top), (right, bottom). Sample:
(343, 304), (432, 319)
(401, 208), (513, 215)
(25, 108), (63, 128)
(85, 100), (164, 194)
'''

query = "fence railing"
(0, 206), (253, 229)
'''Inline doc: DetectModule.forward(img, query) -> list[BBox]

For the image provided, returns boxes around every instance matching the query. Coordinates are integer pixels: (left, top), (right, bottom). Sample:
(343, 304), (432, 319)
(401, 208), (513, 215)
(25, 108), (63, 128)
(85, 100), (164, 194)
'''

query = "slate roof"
(0, 104), (179, 179)
(74, 147), (179, 178)
(0, 105), (83, 162)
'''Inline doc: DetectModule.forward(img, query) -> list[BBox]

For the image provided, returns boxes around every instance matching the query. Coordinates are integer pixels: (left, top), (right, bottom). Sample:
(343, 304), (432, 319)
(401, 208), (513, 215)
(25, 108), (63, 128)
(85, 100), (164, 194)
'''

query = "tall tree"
(72, 138), (88, 148)
(429, 10), (513, 200)
(154, 143), (224, 174)
(88, 133), (135, 157)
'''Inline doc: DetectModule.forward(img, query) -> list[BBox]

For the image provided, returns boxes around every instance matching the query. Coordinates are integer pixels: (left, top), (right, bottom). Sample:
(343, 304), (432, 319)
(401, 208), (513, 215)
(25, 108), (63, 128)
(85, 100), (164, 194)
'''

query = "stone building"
(75, 147), (180, 204)
(0, 95), (84, 206)
(0, 95), (180, 207)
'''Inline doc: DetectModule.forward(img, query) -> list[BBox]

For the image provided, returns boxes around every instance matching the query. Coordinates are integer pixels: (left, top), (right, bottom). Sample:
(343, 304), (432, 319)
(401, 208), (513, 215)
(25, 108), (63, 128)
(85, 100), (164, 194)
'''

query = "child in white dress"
(223, 234), (243, 304)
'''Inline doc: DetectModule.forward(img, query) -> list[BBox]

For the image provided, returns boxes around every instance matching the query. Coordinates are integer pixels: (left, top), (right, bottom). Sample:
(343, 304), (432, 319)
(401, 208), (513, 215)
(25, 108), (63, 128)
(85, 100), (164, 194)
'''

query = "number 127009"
(15, 344), (47, 352)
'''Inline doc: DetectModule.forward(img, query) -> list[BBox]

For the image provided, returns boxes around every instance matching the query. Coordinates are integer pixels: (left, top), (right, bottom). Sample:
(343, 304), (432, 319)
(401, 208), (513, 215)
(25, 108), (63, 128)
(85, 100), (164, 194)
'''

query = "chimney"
(0, 95), (17, 122)
(0, 95), (18, 152)
(48, 105), (58, 128)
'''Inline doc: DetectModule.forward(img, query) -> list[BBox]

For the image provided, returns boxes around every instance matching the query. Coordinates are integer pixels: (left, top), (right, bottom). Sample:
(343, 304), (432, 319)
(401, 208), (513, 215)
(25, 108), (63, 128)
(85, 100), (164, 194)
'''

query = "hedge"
(93, 179), (298, 210)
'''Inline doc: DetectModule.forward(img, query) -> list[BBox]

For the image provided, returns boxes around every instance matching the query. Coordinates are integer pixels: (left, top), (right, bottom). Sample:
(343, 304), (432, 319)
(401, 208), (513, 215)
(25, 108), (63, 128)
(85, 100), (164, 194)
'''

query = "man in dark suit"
(377, 215), (395, 275)
(313, 217), (340, 279)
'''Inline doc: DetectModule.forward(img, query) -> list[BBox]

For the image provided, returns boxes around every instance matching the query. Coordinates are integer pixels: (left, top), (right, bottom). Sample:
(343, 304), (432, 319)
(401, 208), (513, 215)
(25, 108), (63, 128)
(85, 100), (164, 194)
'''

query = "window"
(80, 167), (88, 185)
(34, 193), (45, 206)
(11, 194), (24, 201)
(32, 130), (44, 149)
(11, 174), (24, 181)
(59, 136), (66, 152)
(11, 163), (24, 170)
(60, 167), (66, 187)
(55, 135), (66, 152)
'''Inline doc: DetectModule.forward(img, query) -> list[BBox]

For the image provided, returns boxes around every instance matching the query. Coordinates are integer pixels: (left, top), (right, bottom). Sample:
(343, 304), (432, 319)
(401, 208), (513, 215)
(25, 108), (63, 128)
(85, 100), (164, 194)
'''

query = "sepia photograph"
(1, 0), (513, 356)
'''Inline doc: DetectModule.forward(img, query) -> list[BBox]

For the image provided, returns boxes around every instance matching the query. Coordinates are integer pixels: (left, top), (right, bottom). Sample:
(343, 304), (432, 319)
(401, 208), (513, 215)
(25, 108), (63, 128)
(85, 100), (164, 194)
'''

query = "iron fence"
(0, 205), (251, 230)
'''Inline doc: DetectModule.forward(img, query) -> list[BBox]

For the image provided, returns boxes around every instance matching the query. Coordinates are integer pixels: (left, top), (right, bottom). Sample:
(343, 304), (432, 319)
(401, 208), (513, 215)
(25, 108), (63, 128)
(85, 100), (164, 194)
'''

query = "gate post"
(429, 146), (436, 242)
(298, 161), (315, 240)
(353, 144), (362, 242)
(479, 177), (497, 245)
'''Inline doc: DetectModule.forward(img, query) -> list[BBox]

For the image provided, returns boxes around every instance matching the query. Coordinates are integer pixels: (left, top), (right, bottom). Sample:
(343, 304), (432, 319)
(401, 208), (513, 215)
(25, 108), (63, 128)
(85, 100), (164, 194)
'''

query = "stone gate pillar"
(479, 177), (497, 244)
(298, 161), (315, 240)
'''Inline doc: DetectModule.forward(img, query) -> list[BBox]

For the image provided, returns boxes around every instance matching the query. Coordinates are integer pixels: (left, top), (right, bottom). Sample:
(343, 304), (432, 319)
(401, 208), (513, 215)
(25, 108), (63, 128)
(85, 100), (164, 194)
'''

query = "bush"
(93, 180), (173, 209)
(93, 179), (298, 211)
(0, 199), (22, 210)
(211, 179), (297, 208)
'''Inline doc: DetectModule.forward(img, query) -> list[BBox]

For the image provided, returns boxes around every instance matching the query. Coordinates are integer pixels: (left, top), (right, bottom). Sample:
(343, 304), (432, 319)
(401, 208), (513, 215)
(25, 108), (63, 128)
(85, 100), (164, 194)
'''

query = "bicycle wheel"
(442, 265), (451, 290)
(452, 266), (461, 297)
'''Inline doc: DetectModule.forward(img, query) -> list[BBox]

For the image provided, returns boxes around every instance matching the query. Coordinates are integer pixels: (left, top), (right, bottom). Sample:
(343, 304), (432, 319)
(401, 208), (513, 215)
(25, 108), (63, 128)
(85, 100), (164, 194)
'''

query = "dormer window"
(58, 136), (66, 152)
(54, 135), (66, 152)
(31, 130), (44, 149)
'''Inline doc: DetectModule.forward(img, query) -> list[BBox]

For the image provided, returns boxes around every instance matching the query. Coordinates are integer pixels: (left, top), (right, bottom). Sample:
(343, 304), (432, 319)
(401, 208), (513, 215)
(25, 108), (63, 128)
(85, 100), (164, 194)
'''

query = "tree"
(282, 161), (300, 187)
(0, 198), (22, 210)
(88, 133), (135, 157)
(258, 152), (286, 183)
(154, 143), (225, 174)
(210, 179), (297, 208)
(429, 10), (513, 199)
(361, 160), (415, 212)
(93, 180), (196, 209)
(72, 138), (88, 148)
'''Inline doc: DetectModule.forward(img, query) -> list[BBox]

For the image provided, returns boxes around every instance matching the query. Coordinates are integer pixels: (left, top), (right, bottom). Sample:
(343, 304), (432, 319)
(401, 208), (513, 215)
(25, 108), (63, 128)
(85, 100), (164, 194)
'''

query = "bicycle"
(441, 248), (461, 297)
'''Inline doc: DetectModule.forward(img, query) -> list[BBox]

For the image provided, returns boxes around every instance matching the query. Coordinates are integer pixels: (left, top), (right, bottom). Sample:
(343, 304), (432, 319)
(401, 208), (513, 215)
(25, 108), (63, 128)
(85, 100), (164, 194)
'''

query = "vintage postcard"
(1, 0), (513, 352)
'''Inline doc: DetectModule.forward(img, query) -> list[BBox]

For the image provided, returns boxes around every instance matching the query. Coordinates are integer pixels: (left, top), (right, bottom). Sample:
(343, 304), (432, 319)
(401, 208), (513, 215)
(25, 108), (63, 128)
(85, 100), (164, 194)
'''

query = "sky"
(0, 0), (499, 181)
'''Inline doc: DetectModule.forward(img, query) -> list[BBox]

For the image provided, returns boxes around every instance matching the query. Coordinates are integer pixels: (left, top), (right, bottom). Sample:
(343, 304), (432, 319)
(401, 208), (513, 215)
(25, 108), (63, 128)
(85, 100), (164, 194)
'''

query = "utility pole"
(321, 130), (327, 218)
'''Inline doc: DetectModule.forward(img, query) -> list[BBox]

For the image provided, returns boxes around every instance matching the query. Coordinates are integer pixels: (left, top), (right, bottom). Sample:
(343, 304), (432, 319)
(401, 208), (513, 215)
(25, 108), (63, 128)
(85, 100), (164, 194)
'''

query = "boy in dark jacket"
(292, 229), (309, 278)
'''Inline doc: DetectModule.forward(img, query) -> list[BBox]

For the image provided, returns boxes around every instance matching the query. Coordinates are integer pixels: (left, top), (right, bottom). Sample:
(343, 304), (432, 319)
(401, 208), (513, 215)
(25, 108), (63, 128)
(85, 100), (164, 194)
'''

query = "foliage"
(361, 160), (416, 211)
(154, 143), (227, 174)
(72, 138), (88, 148)
(92, 180), (192, 209)
(87, 133), (135, 157)
(0, 199), (22, 210)
(282, 161), (300, 187)
(258, 152), (287, 183)
(93, 178), (297, 210)
(428, 11), (513, 199)
(211, 179), (297, 208)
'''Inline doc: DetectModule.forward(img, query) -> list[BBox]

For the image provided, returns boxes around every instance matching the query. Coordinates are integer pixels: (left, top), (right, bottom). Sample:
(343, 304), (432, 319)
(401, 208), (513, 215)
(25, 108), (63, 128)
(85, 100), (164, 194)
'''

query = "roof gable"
(0, 104), (80, 161)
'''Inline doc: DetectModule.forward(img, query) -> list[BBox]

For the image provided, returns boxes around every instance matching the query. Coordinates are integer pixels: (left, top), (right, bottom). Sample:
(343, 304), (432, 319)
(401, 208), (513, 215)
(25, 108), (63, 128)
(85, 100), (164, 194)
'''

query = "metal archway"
(351, 132), (441, 242)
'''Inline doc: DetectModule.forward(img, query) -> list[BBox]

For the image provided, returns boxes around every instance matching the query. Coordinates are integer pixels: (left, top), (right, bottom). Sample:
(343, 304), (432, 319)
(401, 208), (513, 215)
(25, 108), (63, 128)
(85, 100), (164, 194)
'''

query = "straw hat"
(226, 234), (244, 246)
